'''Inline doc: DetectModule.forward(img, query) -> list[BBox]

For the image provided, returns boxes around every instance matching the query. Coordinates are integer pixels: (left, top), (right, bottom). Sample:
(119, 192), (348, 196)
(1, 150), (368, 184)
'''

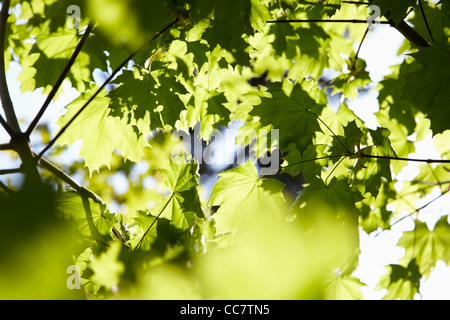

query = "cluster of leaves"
(0, 0), (449, 299)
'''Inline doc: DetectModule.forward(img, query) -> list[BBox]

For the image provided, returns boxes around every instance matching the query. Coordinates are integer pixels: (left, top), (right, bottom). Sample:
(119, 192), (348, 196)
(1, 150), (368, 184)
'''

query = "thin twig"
(418, 0), (434, 43)
(361, 153), (450, 164)
(375, 187), (450, 237)
(267, 19), (391, 24)
(26, 22), (95, 137)
(282, 154), (349, 169)
(37, 18), (179, 160)
(0, 142), (12, 150)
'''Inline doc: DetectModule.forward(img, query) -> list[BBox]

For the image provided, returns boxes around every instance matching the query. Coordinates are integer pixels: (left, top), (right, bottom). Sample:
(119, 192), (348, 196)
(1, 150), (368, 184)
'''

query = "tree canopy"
(0, 0), (449, 300)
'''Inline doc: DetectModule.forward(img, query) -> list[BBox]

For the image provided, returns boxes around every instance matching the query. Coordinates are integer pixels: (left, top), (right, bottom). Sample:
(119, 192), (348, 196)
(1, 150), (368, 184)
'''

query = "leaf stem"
(325, 156), (346, 185)
(136, 193), (174, 250)
(418, 0), (434, 43)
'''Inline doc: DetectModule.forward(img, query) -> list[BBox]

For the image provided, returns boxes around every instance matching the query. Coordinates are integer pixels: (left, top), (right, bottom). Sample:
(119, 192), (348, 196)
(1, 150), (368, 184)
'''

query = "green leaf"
(329, 120), (363, 158)
(400, 42), (450, 135)
(159, 154), (199, 193)
(56, 88), (148, 173)
(398, 216), (450, 277)
(378, 259), (421, 300)
(354, 128), (397, 197)
(208, 160), (286, 234)
(108, 66), (188, 132)
(358, 181), (395, 234)
(251, 79), (324, 152)
(325, 274), (364, 300)
(155, 155), (204, 230)
(182, 89), (230, 140)
(294, 177), (363, 213)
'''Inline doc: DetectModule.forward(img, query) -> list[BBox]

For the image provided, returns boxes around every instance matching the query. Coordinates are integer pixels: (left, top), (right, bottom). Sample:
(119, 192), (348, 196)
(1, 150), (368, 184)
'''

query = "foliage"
(0, 0), (449, 300)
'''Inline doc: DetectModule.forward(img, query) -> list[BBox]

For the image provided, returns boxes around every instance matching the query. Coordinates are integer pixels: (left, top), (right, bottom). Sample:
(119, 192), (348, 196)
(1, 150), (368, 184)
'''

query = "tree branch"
(0, 0), (21, 135)
(418, 0), (433, 43)
(0, 167), (22, 175)
(281, 154), (349, 169)
(361, 153), (450, 164)
(136, 193), (174, 250)
(0, 142), (11, 150)
(35, 152), (103, 204)
(25, 22), (95, 137)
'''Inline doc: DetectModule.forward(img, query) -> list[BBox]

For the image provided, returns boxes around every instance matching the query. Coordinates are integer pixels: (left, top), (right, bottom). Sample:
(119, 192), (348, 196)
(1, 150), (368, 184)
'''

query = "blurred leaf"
(90, 242), (125, 290)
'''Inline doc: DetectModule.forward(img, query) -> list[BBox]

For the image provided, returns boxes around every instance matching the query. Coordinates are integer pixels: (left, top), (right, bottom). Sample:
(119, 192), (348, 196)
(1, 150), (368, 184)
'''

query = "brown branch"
(0, 114), (14, 136)
(0, 0), (20, 135)
(0, 167), (22, 175)
(35, 152), (126, 243)
(0, 142), (12, 150)
(267, 19), (391, 24)
(361, 153), (450, 164)
(35, 152), (103, 204)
